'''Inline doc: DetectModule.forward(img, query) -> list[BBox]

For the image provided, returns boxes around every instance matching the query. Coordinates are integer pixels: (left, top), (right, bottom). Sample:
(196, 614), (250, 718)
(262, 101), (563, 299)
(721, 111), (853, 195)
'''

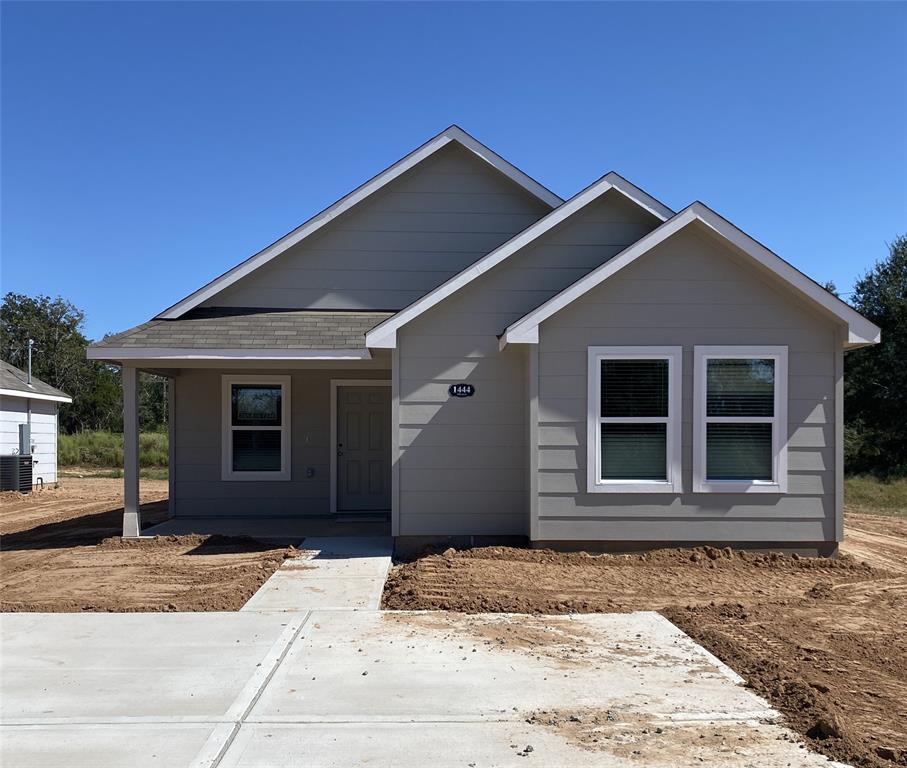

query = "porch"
(86, 309), (398, 539)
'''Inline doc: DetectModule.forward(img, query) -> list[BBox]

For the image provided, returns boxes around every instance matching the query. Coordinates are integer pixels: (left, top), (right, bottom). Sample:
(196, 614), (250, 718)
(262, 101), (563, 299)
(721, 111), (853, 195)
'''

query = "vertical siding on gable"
(535, 226), (841, 544)
(397, 193), (663, 536)
(202, 144), (552, 311)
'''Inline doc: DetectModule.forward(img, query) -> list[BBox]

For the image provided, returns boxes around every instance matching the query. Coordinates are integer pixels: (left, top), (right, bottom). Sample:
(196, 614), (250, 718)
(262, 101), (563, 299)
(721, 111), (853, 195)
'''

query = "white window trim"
(221, 375), (291, 481)
(586, 346), (682, 494)
(693, 346), (788, 494)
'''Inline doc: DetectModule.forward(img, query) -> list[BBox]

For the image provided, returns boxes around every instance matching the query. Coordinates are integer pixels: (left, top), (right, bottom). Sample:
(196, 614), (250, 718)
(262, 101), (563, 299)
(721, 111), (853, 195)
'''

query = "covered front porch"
(86, 309), (398, 540)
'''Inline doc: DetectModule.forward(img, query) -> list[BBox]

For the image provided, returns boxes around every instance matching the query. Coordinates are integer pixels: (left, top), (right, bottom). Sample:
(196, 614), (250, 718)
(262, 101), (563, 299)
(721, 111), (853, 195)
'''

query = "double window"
(587, 347), (682, 493)
(586, 345), (787, 494)
(693, 347), (787, 493)
(221, 375), (291, 481)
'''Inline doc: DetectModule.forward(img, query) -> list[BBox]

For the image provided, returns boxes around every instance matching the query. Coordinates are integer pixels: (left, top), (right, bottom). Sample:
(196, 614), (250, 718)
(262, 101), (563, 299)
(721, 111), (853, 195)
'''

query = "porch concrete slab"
(143, 517), (389, 540)
(249, 611), (774, 723)
(298, 536), (394, 557)
(240, 537), (392, 612)
(1, 723), (220, 768)
(217, 721), (845, 768)
(0, 612), (305, 723)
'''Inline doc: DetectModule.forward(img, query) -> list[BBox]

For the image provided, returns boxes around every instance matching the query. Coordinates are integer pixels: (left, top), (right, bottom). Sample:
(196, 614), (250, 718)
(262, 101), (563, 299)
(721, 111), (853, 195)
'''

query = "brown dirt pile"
(1, 479), (299, 612)
(382, 612), (600, 668)
(382, 514), (907, 766)
(383, 544), (874, 614)
(526, 708), (799, 761)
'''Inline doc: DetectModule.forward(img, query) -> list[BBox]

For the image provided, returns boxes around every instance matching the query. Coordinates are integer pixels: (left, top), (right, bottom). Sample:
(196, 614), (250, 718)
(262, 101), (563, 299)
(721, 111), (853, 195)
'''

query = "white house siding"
(0, 396), (59, 484)
(535, 224), (841, 545)
(171, 367), (389, 517)
(397, 192), (663, 536)
(201, 144), (552, 311)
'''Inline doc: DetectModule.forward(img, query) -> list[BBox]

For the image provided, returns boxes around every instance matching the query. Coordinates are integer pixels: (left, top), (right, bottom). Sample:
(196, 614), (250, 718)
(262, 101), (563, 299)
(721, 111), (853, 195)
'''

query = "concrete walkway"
(241, 536), (392, 612)
(1, 609), (848, 767)
(0, 536), (849, 767)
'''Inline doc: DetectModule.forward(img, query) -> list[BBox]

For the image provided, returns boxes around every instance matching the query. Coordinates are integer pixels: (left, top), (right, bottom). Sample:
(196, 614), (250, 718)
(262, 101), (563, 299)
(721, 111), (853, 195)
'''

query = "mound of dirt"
(0, 479), (300, 612)
(382, 545), (875, 614)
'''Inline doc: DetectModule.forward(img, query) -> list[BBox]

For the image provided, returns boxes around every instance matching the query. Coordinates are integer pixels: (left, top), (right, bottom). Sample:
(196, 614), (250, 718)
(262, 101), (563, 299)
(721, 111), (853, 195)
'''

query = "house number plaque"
(448, 383), (475, 398)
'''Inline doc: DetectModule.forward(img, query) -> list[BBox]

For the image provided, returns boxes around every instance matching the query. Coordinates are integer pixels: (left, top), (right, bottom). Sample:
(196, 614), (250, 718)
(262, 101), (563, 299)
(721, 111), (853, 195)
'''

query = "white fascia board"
(366, 173), (674, 349)
(501, 202), (881, 349)
(0, 388), (73, 404)
(86, 347), (372, 361)
(157, 127), (562, 320)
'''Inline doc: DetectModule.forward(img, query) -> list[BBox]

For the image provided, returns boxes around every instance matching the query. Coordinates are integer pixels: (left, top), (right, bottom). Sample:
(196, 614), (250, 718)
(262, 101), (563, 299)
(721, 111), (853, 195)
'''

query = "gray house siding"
(535, 225), (842, 545)
(202, 144), (551, 311)
(171, 367), (389, 517)
(397, 192), (663, 536)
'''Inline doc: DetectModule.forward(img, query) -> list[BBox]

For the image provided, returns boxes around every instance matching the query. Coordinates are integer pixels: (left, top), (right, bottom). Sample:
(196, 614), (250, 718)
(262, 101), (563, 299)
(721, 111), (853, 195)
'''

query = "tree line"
(1, 234), (904, 474)
(0, 294), (167, 433)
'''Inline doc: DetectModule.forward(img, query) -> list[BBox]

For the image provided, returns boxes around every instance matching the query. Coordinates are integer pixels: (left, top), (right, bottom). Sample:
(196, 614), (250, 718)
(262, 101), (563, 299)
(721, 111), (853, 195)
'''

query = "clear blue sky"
(2, 1), (905, 341)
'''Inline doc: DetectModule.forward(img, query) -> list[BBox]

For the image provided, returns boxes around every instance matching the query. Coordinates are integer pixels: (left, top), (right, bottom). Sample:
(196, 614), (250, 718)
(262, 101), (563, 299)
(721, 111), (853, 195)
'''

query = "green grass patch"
(845, 475), (907, 517)
(59, 430), (168, 469)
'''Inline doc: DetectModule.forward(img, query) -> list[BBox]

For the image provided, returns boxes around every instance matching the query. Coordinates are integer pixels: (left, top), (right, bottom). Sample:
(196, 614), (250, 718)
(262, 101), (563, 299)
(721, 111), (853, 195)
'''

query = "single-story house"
(1, 360), (72, 486)
(88, 126), (880, 554)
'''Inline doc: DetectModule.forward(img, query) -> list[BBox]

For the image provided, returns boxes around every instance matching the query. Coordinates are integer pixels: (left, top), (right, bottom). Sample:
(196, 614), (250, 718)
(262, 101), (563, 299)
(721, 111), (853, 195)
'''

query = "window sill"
(693, 480), (785, 494)
(588, 480), (681, 494)
(222, 471), (291, 482)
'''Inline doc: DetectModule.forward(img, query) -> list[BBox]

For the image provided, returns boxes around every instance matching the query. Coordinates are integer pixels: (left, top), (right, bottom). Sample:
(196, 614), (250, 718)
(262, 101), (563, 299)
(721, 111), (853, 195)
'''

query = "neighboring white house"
(0, 361), (72, 486)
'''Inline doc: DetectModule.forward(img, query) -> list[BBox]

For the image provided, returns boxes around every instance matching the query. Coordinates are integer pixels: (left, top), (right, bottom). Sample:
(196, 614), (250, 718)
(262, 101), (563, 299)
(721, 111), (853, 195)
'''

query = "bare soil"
(382, 515), (907, 767)
(1, 479), (299, 612)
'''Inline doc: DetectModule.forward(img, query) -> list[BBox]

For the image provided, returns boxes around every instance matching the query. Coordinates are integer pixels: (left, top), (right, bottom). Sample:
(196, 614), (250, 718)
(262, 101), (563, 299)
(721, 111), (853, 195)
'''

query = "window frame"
(586, 346), (683, 494)
(693, 346), (788, 494)
(221, 374), (291, 481)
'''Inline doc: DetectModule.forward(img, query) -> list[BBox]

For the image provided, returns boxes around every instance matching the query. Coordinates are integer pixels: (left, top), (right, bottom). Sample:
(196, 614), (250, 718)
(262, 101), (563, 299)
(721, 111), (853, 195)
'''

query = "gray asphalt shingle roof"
(1, 360), (72, 401)
(90, 308), (395, 350)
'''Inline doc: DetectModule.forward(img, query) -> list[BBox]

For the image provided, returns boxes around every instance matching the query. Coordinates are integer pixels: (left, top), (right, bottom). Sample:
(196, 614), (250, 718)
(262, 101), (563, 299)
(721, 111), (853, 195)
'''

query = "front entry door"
(337, 385), (391, 512)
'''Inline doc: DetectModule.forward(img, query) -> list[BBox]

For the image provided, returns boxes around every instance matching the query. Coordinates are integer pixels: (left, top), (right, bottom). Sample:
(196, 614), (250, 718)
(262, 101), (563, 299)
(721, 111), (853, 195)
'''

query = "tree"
(1, 294), (90, 395)
(844, 235), (907, 475)
(1, 292), (167, 434)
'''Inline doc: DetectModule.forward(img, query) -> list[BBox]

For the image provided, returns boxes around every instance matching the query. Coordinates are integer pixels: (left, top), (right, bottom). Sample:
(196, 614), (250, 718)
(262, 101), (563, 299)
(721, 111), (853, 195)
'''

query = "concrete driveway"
(1, 608), (847, 767)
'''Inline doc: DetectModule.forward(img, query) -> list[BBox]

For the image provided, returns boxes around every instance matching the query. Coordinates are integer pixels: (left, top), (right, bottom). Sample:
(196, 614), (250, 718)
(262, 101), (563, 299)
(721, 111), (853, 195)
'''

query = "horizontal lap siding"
(172, 368), (388, 517)
(203, 144), (550, 311)
(0, 398), (59, 483)
(397, 193), (663, 536)
(536, 226), (841, 543)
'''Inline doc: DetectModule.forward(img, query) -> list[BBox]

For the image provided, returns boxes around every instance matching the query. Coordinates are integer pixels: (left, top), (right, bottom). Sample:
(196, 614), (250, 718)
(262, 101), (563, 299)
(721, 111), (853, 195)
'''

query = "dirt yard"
(0, 479), (298, 612)
(383, 515), (907, 767)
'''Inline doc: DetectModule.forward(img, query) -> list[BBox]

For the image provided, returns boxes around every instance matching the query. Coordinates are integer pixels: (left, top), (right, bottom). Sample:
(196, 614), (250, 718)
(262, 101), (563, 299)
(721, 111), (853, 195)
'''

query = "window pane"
(232, 385), (282, 426)
(707, 359), (774, 417)
(232, 430), (281, 472)
(601, 423), (667, 481)
(706, 423), (772, 480)
(601, 359), (668, 418)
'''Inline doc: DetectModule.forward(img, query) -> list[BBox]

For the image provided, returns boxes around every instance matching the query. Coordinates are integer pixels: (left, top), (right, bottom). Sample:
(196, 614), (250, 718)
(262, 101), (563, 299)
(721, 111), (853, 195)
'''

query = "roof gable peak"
(157, 126), (562, 320)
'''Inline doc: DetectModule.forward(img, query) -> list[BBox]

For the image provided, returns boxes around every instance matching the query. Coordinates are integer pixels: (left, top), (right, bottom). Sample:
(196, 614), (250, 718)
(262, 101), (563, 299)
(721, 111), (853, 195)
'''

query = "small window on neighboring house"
(222, 376), (291, 481)
(694, 347), (788, 493)
(587, 347), (682, 493)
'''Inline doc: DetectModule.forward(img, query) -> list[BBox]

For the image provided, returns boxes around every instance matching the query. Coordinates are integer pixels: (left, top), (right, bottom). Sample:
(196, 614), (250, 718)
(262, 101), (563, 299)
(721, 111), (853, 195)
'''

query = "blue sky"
(2, 1), (905, 341)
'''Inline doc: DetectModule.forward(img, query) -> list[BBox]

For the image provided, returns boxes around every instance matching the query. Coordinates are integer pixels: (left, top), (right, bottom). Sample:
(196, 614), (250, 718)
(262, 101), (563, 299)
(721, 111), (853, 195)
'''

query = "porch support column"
(122, 364), (140, 537)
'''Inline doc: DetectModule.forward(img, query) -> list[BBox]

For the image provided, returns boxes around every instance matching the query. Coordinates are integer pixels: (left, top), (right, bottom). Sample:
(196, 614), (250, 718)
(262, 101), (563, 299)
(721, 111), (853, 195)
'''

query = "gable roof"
(87, 308), (391, 361)
(500, 202), (881, 350)
(1, 360), (72, 404)
(157, 126), (563, 320)
(365, 172), (675, 349)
